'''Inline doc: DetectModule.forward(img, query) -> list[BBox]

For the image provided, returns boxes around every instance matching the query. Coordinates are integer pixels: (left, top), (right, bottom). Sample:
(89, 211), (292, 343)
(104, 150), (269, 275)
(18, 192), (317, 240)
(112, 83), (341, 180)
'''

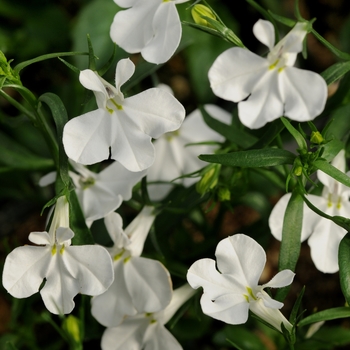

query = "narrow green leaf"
(5, 342), (19, 350)
(281, 117), (307, 151)
(87, 34), (96, 71)
(276, 189), (303, 301)
(199, 149), (295, 168)
(39, 93), (70, 187)
(313, 159), (350, 188)
(69, 190), (95, 245)
(321, 61), (350, 86)
(14, 52), (88, 74)
(268, 11), (296, 27)
(299, 307), (350, 327)
(289, 286), (305, 324)
(339, 233), (350, 306)
(199, 105), (257, 148)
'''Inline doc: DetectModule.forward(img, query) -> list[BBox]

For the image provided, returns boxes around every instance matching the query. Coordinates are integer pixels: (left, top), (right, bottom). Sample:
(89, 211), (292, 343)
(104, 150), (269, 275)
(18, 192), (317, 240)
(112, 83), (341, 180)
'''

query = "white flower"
(101, 284), (195, 350)
(269, 150), (350, 273)
(63, 58), (185, 172)
(187, 234), (295, 332)
(2, 196), (114, 315)
(147, 104), (231, 201)
(91, 206), (172, 327)
(110, 0), (189, 64)
(208, 19), (327, 129)
(40, 161), (146, 227)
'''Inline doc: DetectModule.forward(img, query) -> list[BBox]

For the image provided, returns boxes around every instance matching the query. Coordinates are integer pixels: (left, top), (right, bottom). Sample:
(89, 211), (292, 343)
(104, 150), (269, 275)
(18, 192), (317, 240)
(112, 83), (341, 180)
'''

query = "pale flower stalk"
(101, 284), (195, 350)
(208, 19), (327, 129)
(2, 196), (114, 314)
(63, 58), (185, 172)
(91, 206), (172, 327)
(187, 234), (294, 332)
(147, 104), (231, 200)
(269, 150), (350, 273)
(110, 0), (189, 64)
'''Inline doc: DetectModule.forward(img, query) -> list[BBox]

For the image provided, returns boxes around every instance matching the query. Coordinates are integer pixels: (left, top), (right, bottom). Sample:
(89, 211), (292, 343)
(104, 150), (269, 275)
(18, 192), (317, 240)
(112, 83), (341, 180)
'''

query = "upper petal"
(253, 19), (275, 50)
(104, 212), (130, 248)
(141, 2), (181, 64)
(63, 109), (113, 165)
(115, 58), (135, 96)
(279, 67), (327, 121)
(208, 47), (268, 103)
(262, 269), (295, 289)
(215, 234), (266, 288)
(144, 323), (182, 350)
(2, 246), (51, 298)
(28, 231), (51, 245)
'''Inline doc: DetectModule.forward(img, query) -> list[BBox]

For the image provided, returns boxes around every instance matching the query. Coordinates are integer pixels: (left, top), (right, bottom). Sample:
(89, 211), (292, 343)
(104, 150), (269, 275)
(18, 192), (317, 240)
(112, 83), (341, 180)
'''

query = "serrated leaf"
(199, 149), (295, 168)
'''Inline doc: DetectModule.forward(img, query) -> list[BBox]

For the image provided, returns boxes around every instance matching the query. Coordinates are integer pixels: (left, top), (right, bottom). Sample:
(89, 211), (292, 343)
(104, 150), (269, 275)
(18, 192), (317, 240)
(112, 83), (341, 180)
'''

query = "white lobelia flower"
(101, 284), (195, 350)
(91, 206), (172, 327)
(62, 58), (185, 172)
(208, 19), (327, 129)
(110, 0), (189, 64)
(39, 160), (146, 227)
(2, 196), (114, 315)
(187, 234), (295, 332)
(269, 150), (350, 273)
(147, 104), (231, 201)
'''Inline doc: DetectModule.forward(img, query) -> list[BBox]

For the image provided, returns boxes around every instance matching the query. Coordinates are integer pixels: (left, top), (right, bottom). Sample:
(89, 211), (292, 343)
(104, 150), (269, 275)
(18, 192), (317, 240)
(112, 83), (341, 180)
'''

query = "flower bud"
(62, 315), (81, 344)
(191, 4), (216, 28)
(218, 187), (231, 201)
(196, 164), (221, 195)
(310, 131), (324, 144)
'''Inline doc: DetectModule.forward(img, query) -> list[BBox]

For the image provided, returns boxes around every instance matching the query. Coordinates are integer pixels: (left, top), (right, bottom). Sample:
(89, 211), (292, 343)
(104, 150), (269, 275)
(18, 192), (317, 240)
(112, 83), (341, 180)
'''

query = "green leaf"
(5, 342), (18, 350)
(321, 61), (350, 86)
(281, 117), (307, 151)
(339, 233), (350, 306)
(199, 149), (295, 168)
(299, 307), (350, 327)
(0, 129), (54, 170)
(69, 190), (95, 245)
(320, 139), (344, 162)
(276, 189), (303, 301)
(199, 106), (257, 148)
(313, 159), (350, 188)
(39, 93), (70, 187)
(289, 286), (305, 325)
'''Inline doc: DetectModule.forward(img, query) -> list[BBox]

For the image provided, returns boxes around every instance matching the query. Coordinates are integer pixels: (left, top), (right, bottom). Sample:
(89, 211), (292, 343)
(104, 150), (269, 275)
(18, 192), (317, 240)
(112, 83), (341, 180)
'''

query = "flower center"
(165, 129), (180, 141)
(79, 176), (95, 190)
(244, 286), (257, 302)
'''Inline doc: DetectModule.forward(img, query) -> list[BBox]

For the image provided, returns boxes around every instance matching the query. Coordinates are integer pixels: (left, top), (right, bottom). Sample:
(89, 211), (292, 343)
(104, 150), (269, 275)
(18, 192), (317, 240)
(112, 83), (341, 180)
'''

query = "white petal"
(280, 67), (327, 121)
(162, 284), (196, 324)
(63, 109), (113, 165)
(79, 70), (109, 109)
(199, 292), (249, 325)
(114, 0), (138, 7)
(238, 69), (284, 129)
(253, 19), (275, 50)
(249, 298), (292, 332)
(28, 231), (51, 245)
(63, 245), (114, 296)
(263, 270), (295, 289)
(2, 246), (51, 298)
(91, 260), (137, 327)
(125, 257), (172, 313)
(101, 316), (149, 350)
(38, 171), (57, 187)
(141, 2), (181, 64)
(55, 227), (74, 245)
(187, 258), (243, 299)
(215, 234), (266, 288)
(258, 290), (284, 309)
(209, 47), (268, 103)
(144, 323), (182, 350)
(110, 1), (159, 53)
(115, 58), (135, 96)
(104, 212), (130, 248)
(277, 22), (307, 54)
(123, 88), (185, 139)
(126, 206), (155, 256)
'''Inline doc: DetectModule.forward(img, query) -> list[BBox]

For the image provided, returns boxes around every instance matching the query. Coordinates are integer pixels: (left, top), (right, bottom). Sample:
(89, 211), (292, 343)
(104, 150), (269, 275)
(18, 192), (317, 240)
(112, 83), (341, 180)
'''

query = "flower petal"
(115, 58), (135, 96)
(63, 109), (113, 165)
(200, 292), (249, 325)
(144, 323), (182, 350)
(124, 257), (172, 313)
(56, 227), (74, 245)
(104, 212), (130, 248)
(123, 88), (185, 139)
(28, 231), (51, 245)
(141, 2), (181, 64)
(263, 270), (295, 289)
(280, 67), (327, 121)
(215, 234), (266, 288)
(101, 316), (149, 350)
(208, 47), (268, 103)
(91, 259), (137, 327)
(2, 246), (51, 298)
(253, 19), (275, 50)
(38, 171), (56, 187)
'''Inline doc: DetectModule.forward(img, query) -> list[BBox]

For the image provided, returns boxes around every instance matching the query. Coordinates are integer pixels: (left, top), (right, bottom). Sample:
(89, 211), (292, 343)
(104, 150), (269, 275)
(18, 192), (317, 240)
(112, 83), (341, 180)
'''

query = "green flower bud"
(218, 187), (231, 201)
(63, 315), (81, 344)
(310, 131), (324, 144)
(191, 4), (216, 28)
(196, 164), (221, 195)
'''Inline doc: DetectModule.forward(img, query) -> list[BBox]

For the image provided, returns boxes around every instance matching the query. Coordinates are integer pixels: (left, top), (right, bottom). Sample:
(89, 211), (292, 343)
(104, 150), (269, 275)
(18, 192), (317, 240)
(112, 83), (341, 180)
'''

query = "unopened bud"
(218, 187), (231, 201)
(191, 4), (216, 28)
(310, 131), (324, 144)
(196, 164), (220, 195)
(63, 315), (81, 343)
